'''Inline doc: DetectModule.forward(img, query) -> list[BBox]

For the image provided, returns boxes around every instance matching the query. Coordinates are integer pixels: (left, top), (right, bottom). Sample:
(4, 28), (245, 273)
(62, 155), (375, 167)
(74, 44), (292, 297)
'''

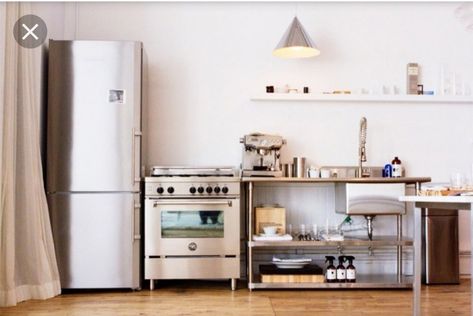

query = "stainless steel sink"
(319, 166), (384, 178)
(318, 166), (406, 214)
(335, 182), (406, 215)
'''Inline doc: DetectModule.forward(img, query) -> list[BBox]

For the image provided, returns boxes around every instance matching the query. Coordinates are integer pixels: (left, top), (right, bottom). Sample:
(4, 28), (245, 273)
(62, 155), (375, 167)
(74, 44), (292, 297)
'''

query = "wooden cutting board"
(261, 274), (325, 283)
(255, 206), (286, 235)
(259, 264), (324, 283)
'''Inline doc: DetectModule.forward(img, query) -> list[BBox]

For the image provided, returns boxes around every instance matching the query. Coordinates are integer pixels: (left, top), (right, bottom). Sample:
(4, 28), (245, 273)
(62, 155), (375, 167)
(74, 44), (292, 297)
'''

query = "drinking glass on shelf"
(287, 224), (293, 237)
(439, 64), (456, 95)
(465, 177), (473, 190)
(312, 224), (318, 240)
(455, 73), (464, 96)
(299, 224), (306, 235)
(450, 172), (465, 189)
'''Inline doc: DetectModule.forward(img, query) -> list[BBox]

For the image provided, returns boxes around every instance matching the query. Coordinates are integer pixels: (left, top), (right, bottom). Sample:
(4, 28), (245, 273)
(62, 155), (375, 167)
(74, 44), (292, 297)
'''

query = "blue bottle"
(383, 164), (392, 178)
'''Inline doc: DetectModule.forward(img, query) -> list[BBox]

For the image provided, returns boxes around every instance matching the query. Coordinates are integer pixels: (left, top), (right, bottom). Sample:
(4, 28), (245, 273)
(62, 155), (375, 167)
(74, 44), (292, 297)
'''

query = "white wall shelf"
(250, 93), (473, 104)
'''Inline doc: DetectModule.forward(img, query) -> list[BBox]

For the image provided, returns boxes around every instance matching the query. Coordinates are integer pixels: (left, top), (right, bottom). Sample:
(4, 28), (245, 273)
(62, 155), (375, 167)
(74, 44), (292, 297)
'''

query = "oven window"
(161, 211), (224, 238)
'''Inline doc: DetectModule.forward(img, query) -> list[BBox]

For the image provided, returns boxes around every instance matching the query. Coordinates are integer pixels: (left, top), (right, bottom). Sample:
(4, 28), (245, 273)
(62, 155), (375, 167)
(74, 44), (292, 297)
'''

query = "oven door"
(145, 198), (239, 256)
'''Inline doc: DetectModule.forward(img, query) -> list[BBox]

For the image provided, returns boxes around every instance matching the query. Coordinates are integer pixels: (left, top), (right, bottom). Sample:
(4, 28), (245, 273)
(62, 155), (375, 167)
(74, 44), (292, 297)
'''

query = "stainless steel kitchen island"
(242, 177), (431, 291)
(399, 195), (473, 316)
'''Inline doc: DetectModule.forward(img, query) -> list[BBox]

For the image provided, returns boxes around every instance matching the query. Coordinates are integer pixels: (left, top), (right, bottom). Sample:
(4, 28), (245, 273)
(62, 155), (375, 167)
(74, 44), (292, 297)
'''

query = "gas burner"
(146, 166), (240, 198)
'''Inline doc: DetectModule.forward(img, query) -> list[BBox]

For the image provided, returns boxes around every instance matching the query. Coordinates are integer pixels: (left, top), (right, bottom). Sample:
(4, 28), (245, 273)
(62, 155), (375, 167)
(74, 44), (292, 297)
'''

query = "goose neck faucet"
(358, 117), (367, 178)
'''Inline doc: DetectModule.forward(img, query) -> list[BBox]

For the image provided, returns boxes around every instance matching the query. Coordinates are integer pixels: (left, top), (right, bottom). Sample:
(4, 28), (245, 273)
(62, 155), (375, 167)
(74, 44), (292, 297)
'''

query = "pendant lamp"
(273, 16), (320, 58)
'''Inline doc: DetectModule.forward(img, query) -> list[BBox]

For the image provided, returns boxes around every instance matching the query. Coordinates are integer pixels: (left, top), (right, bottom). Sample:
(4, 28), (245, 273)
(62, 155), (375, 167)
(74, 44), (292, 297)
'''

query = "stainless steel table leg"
(150, 279), (155, 291)
(248, 182), (254, 290)
(231, 278), (237, 291)
(470, 202), (473, 314)
(400, 191), (471, 316)
(413, 206), (422, 316)
(415, 182), (421, 195)
(397, 214), (403, 282)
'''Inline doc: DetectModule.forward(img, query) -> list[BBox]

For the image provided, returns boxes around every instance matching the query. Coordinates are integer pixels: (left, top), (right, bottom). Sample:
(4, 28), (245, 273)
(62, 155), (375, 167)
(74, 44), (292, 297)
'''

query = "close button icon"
(13, 14), (47, 49)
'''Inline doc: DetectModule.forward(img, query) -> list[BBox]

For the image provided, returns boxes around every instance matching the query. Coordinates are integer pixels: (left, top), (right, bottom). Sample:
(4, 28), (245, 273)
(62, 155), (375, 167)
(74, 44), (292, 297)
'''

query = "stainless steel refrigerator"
(46, 40), (142, 289)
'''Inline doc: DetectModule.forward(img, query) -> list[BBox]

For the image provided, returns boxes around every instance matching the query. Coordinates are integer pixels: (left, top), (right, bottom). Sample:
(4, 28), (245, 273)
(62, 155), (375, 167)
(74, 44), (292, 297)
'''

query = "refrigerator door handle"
(133, 202), (142, 242)
(132, 128), (143, 185)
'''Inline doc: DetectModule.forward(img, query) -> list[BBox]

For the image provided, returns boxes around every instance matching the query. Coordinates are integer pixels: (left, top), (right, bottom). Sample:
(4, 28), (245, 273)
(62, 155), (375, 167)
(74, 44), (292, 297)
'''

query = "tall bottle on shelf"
(392, 156), (403, 178)
(407, 63), (420, 95)
(346, 256), (356, 283)
(325, 256), (337, 283)
(336, 256), (347, 283)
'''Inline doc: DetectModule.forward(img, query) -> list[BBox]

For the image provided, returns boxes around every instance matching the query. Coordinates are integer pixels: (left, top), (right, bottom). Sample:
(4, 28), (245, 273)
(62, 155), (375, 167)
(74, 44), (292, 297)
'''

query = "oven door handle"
(153, 200), (233, 207)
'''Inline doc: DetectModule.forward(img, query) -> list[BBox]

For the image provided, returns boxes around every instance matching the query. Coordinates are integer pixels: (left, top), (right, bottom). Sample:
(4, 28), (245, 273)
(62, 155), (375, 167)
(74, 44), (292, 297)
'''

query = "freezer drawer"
(48, 192), (141, 289)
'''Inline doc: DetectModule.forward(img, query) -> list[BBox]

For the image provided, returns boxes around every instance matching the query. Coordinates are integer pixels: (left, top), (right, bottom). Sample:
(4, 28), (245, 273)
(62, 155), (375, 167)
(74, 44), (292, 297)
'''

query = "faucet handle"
(359, 147), (367, 162)
(356, 167), (371, 178)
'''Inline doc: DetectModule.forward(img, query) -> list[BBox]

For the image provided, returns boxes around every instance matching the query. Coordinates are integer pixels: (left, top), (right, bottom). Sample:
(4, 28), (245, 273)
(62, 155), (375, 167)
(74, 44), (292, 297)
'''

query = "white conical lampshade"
(273, 17), (320, 58)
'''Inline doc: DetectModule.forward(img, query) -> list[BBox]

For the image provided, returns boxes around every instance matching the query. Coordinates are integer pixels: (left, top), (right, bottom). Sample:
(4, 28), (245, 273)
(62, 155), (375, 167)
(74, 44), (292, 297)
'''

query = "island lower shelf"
(249, 274), (413, 289)
(249, 236), (413, 248)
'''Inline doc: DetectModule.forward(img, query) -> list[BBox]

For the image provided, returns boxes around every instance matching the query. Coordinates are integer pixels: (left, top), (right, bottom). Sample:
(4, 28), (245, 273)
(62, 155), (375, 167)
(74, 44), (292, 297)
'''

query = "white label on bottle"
(337, 269), (346, 281)
(326, 269), (336, 280)
(392, 164), (402, 177)
(347, 269), (356, 280)
(407, 67), (418, 75)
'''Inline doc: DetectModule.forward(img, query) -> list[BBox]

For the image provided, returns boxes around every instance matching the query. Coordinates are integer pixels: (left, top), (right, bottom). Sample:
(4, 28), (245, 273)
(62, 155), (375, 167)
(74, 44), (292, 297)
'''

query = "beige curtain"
(0, 2), (61, 307)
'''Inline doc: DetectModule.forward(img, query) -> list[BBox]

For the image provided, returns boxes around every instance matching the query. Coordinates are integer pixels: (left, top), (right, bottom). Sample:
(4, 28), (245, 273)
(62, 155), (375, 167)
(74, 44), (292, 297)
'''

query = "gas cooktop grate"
(150, 166), (238, 177)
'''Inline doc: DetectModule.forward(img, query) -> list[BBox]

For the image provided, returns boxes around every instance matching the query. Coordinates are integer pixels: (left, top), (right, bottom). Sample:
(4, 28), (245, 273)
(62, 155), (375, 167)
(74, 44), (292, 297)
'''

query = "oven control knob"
(222, 186), (229, 194)
(167, 187), (174, 194)
(197, 186), (204, 194)
(206, 186), (213, 194)
(189, 186), (196, 194)
(157, 187), (164, 194)
(214, 186), (221, 194)
(188, 242), (197, 251)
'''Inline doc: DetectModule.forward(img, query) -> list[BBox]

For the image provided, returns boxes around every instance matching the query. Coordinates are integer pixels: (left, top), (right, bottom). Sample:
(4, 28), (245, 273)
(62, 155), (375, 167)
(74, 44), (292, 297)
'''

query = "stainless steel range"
(144, 166), (240, 290)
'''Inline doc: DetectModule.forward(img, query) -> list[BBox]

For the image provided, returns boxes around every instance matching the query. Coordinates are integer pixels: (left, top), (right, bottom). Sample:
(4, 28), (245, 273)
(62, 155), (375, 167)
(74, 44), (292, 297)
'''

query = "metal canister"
(293, 157), (306, 178)
(282, 163), (293, 177)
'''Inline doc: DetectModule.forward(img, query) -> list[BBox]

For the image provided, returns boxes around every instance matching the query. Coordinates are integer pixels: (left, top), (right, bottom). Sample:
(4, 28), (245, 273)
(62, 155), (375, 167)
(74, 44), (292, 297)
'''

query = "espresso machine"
(240, 133), (286, 177)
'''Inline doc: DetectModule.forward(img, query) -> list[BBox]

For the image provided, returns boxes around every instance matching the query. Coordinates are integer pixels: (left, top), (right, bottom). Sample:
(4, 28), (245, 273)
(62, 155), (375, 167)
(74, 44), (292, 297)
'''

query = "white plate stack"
(272, 257), (312, 269)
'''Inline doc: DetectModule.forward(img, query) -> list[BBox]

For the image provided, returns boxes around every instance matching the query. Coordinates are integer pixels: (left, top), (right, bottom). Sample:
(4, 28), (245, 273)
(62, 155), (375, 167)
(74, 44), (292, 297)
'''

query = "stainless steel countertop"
(241, 177), (431, 184)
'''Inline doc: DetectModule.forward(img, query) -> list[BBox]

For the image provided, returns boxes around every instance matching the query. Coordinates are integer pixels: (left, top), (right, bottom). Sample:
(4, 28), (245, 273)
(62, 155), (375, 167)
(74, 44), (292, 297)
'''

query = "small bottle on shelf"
(407, 63), (419, 95)
(336, 255), (346, 283)
(391, 156), (403, 178)
(325, 256), (337, 283)
(346, 256), (356, 283)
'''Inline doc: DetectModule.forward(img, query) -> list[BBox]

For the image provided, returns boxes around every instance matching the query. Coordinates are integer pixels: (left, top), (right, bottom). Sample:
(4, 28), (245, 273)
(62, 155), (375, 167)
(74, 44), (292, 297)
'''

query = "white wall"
(59, 2), (473, 272)
(68, 2), (473, 174)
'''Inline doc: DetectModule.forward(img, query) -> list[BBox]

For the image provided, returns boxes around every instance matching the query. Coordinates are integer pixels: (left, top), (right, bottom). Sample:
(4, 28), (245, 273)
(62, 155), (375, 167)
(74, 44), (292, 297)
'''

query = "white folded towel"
(320, 234), (344, 241)
(253, 234), (293, 241)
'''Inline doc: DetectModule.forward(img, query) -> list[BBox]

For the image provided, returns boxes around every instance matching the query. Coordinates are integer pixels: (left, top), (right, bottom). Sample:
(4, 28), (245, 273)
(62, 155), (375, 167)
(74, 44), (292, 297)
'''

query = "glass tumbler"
(450, 172), (465, 189)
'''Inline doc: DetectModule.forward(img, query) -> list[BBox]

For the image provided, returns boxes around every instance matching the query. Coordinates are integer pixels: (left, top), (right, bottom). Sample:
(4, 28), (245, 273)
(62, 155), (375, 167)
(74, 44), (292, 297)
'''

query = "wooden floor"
(0, 279), (470, 315)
